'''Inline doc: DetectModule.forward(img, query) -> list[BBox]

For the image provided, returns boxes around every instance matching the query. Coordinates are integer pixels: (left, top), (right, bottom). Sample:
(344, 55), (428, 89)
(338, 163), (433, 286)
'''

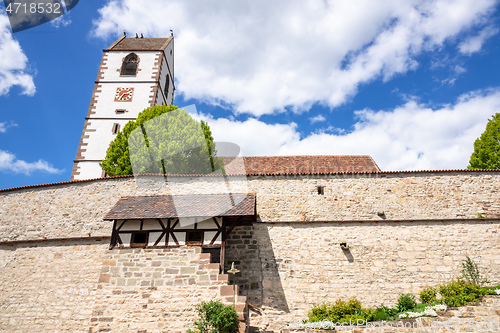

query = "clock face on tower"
(114, 87), (134, 102)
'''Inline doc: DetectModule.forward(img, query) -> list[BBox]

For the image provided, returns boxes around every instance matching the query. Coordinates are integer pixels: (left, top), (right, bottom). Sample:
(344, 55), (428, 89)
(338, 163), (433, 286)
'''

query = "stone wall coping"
(0, 236), (110, 246)
(1, 169), (499, 194)
(255, 218), (500, 224)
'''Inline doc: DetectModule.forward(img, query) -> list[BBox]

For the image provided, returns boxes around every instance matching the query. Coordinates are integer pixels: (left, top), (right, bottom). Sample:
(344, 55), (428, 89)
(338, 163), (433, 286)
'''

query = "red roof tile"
(104, 193), (256, 220)
(224, 156), (380, 175)
(1, 155), (499, 194)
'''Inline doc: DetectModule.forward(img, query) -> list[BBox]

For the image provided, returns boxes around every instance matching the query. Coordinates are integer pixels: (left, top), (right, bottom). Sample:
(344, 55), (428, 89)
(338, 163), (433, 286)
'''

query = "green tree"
(468, 113), (500, 169)
(100, 105), (223, 176)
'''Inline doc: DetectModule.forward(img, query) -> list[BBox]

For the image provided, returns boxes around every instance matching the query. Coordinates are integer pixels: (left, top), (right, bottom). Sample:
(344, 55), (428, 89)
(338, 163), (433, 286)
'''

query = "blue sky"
(1, 0), (500, 190)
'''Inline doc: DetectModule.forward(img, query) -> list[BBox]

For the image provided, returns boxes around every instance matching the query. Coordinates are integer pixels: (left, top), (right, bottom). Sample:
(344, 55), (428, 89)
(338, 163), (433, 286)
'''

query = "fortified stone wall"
(1, 171), (499, 242)
(0, 242), (247, 333)
(0, 238), (108, 333)
(1, 172), (499, 332)
(90, 246), (244, 333)
(226, 221), (500, 332)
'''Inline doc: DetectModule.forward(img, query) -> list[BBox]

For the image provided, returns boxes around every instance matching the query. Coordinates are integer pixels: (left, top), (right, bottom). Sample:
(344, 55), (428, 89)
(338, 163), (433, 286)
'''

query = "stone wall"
(1, 171), (500, 332)
(0, 238), (108, 333)
(0, 242), (247, 333)
(1, 171), (500, 243)
(226, 221), (500, 332)
(89, 246), (238, 333)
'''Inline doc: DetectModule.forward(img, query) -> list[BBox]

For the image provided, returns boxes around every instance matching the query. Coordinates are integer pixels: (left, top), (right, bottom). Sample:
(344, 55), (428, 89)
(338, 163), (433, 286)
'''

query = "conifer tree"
(468, 113), (500, 169)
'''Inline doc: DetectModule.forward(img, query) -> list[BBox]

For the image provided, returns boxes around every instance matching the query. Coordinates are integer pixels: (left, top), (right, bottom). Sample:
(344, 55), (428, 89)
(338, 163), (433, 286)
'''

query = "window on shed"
(186, 231), (203, 245)
(121, 53), (139, 76)
(130, 232), (149, 247)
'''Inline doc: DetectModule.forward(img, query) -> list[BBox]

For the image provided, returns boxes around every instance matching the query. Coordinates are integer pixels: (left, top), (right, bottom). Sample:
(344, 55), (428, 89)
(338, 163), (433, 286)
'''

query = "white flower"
(432, 304), (447, 311)
(495, 289), (500, 295)
(398, 305), (444, 319)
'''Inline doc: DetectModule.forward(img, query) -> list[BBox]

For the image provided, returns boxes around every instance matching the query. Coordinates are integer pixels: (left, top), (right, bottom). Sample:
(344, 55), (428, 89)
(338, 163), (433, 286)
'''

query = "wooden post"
(220, 217), (226, 274)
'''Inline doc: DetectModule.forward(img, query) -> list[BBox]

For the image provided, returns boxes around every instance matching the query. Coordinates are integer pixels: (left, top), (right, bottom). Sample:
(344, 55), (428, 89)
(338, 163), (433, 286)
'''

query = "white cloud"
(0, 149), (62, 175)
(92, 0), (497, 116)
(309, 115), (326, 124)
(442, 65), (467, 85)
(459, 25), (499, 55)
(0, 121), (17, 133)
(194, 89), (500, 171)
(50, 16), (72, 29)
(0, 13), (35, 96)
(192, 114), (300, 156)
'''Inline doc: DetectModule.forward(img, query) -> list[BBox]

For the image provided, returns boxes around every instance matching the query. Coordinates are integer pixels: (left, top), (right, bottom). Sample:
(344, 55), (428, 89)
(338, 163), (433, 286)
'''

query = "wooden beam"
(153, 232), (166, 246)
(165, 219), (170, 246)
(220, 217), (226, 274)
(110, 219), (118, 249)
(209, 230), (222, 245)
(116, 219), (128, 232)
(212, 217), (221, 228)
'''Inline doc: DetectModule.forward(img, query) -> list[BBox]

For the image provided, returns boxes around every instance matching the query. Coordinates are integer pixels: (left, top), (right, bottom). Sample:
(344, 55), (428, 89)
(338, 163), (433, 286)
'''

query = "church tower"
(71, 34), (174, 180)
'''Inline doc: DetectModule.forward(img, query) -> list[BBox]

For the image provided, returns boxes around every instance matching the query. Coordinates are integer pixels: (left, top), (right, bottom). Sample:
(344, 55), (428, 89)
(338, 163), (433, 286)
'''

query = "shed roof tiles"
(105, 193), (256, 220)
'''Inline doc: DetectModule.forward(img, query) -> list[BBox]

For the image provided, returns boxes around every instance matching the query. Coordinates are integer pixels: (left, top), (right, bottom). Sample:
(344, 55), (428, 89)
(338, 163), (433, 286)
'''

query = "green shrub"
(396, 293), (417, 312)
(373, 305), (397, 321)
(419, 287), (439, 304)
(307, 298), (366, 323)
(438, 279), (492, 307)
(187, 300), (239, 333)
(461, 256), (489, 286)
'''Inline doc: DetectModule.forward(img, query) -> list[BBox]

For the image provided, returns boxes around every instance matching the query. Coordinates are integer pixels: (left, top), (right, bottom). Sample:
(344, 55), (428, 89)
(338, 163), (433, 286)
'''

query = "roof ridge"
(106, 35), (126, 50)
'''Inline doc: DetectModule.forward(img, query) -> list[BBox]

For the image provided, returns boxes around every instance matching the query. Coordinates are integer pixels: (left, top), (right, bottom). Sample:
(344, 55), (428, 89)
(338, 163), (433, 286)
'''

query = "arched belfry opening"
(120, 53), (139, 75)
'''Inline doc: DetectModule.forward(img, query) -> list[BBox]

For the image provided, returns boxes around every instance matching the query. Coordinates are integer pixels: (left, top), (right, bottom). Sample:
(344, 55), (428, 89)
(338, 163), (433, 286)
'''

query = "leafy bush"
(373, 305), (397, 321)
(419, 287), (439, 305)
(461, 256), (489, 286)
(307, 298), (369, 323)
(187, 300), (239, 333)
(438, 279), (493, 307)
(396, 293), (417, 312)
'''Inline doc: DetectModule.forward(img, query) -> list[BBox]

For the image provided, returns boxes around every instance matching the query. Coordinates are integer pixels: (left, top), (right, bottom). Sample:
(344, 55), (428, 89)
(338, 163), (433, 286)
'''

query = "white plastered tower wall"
(71, 35), (174, 180)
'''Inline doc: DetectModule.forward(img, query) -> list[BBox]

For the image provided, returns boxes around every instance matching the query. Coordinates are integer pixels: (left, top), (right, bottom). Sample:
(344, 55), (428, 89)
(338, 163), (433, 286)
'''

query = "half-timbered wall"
(111, 217), (222, 247)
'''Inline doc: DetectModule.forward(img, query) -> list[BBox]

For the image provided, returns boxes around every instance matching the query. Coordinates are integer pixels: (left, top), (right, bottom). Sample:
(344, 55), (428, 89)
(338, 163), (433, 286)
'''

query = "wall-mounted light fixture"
(227, 262), (240, 308)
(340, 242), (350, 250)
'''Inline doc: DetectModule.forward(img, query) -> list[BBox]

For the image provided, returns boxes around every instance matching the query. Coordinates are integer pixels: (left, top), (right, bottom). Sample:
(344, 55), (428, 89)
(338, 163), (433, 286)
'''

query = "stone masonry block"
(220, 285), (238, 296)
(180, 266), (196, 274)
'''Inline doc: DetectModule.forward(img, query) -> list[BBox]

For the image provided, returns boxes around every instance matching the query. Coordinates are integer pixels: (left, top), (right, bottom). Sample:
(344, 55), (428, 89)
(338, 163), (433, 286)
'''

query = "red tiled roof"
(104, 193), (256, 220)
(107, 36), (172, 51)
(1, 155), (500, 194)
(223, 156), (380, 175)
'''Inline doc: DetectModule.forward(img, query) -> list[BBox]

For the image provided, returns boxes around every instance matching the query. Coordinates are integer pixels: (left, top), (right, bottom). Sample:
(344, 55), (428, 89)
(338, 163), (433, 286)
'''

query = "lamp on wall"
(228, 262), (240, 308)
(340, 242), (350, 250)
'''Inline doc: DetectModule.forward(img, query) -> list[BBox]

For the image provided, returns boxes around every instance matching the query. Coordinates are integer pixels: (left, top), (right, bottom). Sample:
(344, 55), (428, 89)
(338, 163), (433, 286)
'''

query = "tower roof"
(106, 36), (173, 51)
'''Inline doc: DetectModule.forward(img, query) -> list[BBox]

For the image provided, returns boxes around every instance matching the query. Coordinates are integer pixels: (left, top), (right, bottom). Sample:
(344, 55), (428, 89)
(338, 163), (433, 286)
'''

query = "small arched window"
(164, 74), (170, 99)
(121, 53), (138, 76)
